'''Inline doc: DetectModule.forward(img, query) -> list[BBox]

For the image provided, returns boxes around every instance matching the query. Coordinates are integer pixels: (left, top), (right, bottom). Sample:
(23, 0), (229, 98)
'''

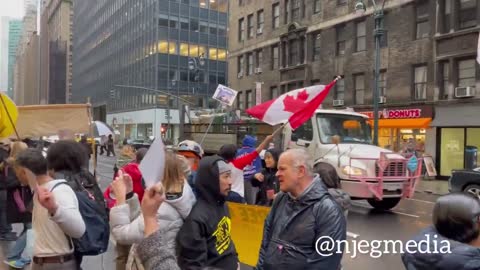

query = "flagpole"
(200, 102), (223, 146)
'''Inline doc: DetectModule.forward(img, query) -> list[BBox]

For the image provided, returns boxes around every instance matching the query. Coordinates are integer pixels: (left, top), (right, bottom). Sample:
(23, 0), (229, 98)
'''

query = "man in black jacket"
(256, 148), (346, 270)
(177, 155), (239, 270)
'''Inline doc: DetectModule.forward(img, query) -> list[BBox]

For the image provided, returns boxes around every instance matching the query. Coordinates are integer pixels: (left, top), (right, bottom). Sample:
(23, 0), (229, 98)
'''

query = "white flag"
(139, 138), (165, 188)
(477, 32), (480, 65)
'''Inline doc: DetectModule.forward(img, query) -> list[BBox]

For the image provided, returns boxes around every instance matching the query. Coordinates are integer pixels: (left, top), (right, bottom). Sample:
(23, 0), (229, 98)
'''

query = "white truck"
(282, 109), (422, 210)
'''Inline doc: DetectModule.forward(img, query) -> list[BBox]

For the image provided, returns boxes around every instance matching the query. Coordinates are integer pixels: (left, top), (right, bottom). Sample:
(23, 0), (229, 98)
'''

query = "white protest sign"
(212, 84), (238, 107)
(139, 138), (166, 188)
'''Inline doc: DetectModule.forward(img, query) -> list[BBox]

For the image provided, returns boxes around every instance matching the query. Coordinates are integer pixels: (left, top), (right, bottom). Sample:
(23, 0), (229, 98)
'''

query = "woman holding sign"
(109, 152), (196, 270)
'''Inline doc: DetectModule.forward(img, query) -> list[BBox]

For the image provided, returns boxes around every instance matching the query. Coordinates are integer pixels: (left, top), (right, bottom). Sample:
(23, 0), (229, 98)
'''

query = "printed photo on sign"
(213, 85), (238, 106)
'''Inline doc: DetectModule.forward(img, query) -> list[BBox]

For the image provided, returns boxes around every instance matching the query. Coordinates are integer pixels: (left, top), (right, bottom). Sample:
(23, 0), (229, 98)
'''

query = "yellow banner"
(227, 202), (271, 267)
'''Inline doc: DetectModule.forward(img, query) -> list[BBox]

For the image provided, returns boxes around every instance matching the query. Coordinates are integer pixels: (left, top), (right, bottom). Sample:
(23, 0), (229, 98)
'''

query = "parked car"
(449, 167), (480, 198)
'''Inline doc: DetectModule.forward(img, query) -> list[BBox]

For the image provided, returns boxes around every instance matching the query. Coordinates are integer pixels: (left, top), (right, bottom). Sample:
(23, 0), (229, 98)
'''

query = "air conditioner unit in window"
(455, 86), (475, 98)
(333, 99), (344, 107)
(255, 67), (262, 73)
(237, 72), (243, 79)
(257, 28), (263, 34)
(378, 96), (387, 104)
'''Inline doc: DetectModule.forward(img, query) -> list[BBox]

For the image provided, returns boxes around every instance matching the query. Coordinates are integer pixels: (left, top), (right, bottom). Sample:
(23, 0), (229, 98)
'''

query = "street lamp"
(189, 53), (206, 104)
(355, 0), (387, 146)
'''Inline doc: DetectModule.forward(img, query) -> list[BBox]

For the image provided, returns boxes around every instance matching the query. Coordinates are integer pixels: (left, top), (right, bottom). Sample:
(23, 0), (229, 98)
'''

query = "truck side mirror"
(291, 133), (299, 142)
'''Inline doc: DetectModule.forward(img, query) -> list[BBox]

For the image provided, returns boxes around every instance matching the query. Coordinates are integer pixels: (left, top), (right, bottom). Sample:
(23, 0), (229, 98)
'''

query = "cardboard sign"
(213, 84), (238, 106)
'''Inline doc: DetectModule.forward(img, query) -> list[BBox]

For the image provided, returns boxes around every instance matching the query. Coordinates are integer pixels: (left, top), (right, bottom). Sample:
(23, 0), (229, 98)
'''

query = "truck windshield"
(316, 114), (372, 144)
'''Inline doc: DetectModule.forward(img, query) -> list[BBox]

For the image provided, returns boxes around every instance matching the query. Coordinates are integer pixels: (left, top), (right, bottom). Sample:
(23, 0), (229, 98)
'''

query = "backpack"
(51, 182), (110, 256)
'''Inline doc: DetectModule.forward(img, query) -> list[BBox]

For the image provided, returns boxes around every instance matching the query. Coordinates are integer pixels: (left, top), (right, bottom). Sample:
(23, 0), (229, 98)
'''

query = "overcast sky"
(0, 0), (25, 19)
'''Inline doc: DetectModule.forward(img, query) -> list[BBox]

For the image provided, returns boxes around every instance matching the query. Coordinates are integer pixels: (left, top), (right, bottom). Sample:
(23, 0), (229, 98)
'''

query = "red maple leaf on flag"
(283, 89), (310, 113)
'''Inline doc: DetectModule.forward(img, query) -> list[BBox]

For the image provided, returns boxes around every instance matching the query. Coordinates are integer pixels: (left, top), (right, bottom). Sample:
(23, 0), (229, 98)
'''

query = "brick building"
(228, 0), (480, 177)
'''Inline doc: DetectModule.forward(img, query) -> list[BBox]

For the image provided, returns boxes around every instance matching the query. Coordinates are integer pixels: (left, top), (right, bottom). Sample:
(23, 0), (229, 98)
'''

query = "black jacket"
(402, 226), (480, 270)
(256, 176), (346, 270)
(252, 149), (281, 206)
(177, 155), (239, 270)
(0, 163), (22, 190)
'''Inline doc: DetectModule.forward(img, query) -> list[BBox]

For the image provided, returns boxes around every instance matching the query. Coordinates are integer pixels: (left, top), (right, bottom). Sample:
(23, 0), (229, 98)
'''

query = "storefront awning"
(368, 118), (432, 129)
(430, 105), (479, 127)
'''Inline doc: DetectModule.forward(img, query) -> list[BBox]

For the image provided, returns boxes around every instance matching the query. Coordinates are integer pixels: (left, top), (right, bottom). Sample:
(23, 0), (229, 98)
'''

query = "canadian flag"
(246, 78), (338, 129)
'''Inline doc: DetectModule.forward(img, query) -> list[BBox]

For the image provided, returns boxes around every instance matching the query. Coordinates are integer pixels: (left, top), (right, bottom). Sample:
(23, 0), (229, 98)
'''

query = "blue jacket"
(236, 135), (262, 181)
(402, 226), (480, 270)
(256, 176), (346, 270)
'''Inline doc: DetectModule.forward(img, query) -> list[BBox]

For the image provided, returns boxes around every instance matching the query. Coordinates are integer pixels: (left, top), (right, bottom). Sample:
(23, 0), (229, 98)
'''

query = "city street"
(0, 153), (441, 270)
(87, 155), (439, 269)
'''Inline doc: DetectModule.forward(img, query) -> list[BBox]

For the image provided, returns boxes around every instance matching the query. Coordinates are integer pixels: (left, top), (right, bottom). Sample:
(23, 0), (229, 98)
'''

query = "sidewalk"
(415, 178), (449, 195)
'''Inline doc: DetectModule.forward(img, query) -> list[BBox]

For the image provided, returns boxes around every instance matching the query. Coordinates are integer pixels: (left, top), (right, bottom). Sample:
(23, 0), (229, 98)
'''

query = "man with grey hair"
(256, 148), (346, 270)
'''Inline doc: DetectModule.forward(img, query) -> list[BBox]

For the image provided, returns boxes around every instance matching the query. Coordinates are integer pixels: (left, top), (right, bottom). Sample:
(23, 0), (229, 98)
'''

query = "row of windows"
(156, 41), (227, 60)
(235, 58), (477, 110)
(167, 0), (228, 13)
(238, 10), (265, 41)
(159, 16), (227, 36)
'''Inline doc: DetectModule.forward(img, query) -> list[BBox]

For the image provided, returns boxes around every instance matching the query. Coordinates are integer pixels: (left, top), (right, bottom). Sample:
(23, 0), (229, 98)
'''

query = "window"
(238, 55), (244, 75)
(299, 37), (305, 64)
(209, 48), (218, 60)
(337, 0), (347, 5)
(271, 45), (279, 70)
(237, 92), (244, 109)
(257, 10), (264, 34)
(285, 0), (289, 24)
(199, 0), (208, 8)
(200, 21), (209, 33)
(314, 0), (321, 14)
(378, 70), (387, 97)
(246, 90), (253, 108)
(335, 79), (345, 100)
(179, 43), (189, 56)
(217, 49), (227, 61)
(247, 14), (254, 39)
(289, 39), (298, 66)
(356, 21), (366, 51)
(190, 19), (199, 32)
(443, 0), (451, 33)
(292, 0), (302, 20)
(354, 74), (365, 105)
(313, 34), (321, 61)
(256, 49), (263, 68)
(459, 0), (477, 29)
(273, 3), (280, 29)
(247, 53), (254, 75)
(293, 119), (314, 141)
(458, 59), (476, 88)
(414, 65), (427, 100)
(169, 17), (179, 29)
(416, 2), (429, 39)
(239, 18), (245, 41)
(336, 25), (346, 56)
(271, 86), (279, 99)
(441, 61), (450, 99)
(180, 18), (189, 30)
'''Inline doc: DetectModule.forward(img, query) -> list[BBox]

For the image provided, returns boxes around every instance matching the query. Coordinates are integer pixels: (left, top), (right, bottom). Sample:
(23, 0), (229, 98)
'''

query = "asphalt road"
(0, 154), (440, 270)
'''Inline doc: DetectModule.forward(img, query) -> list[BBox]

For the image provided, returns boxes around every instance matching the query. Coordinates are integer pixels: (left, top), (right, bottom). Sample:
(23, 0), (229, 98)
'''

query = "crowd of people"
(0, 133), (479, 270)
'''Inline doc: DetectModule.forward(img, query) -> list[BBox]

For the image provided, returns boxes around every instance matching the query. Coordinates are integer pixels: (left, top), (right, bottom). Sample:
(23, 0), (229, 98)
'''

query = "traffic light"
(161, 124), (167, 134)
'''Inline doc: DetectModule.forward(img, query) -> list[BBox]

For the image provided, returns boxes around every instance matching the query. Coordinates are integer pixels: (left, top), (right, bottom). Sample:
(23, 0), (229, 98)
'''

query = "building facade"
(228, 0), (480, 177)
(7, 19), (22, 98)
(38, 0), (74, 104)
(14, 32), (40, 105)
(13, 0), (39, 105)
(0, 17), (10, 93)
(73, 0), (228, 143)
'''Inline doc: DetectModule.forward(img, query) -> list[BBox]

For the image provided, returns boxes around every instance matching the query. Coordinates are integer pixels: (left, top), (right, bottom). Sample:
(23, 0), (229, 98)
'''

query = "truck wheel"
(367, 198), (401, 210)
